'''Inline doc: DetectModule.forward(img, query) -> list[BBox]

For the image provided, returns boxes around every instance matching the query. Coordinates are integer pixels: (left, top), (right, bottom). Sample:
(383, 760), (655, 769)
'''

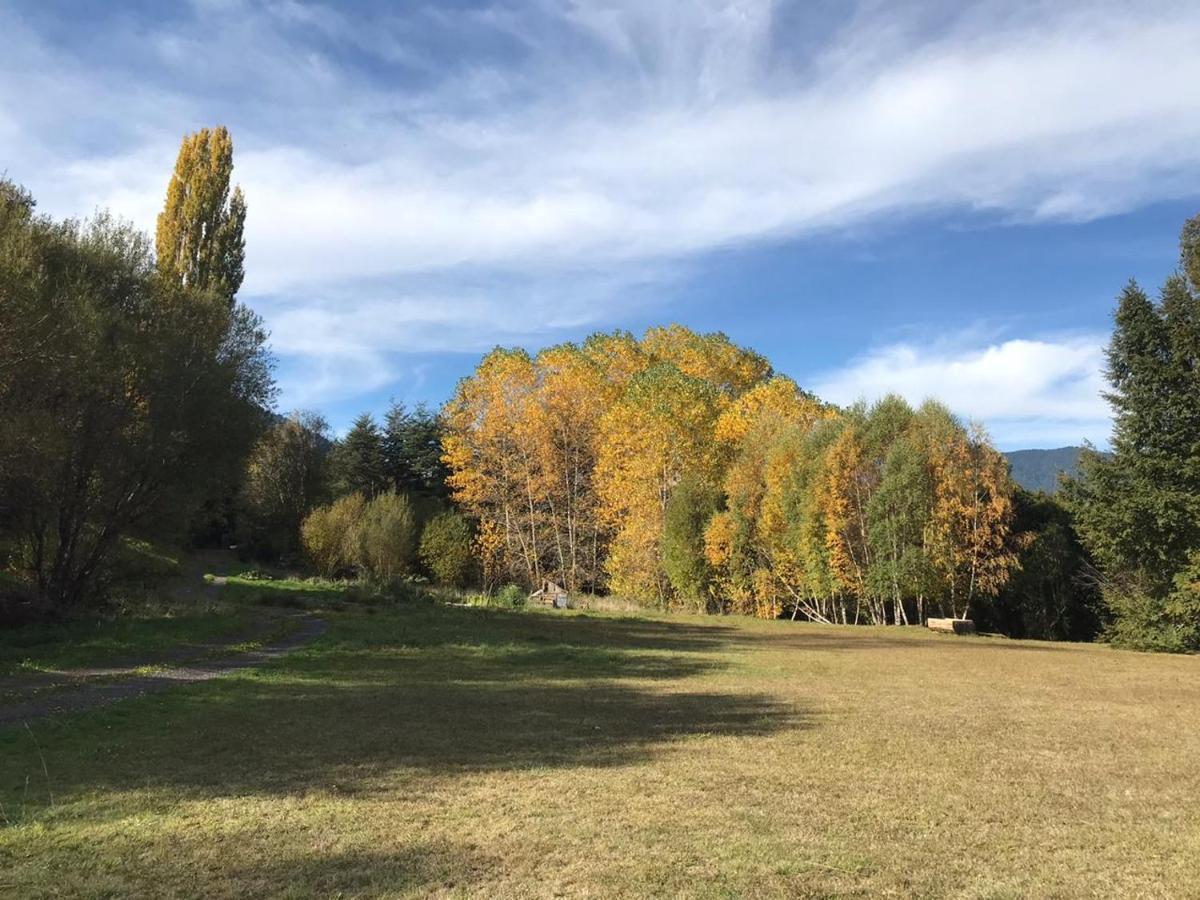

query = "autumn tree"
(596, 363), (725, 603)
(706, 377), (830, 618)
(156, 126), (246, 306)
(917, 402), (1018, 621)
(440, 326), (1019, 623)
(443, 348), (544, 586)
(662, 475), (721, 609)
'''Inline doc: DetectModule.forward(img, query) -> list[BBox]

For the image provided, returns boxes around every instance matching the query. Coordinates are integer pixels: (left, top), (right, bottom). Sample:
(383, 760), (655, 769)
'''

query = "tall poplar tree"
(156, 126), (246, 306)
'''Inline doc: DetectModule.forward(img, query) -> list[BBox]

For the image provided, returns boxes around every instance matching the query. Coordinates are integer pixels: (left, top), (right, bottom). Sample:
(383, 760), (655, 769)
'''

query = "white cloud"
(808, 334), (1111, 449)
(3, 0), (1199, 298)
(0, 0), (1192, 437)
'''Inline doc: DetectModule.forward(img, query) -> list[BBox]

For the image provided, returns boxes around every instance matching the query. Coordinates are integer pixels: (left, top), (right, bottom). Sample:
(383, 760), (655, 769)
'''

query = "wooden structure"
(927, 617), (976, 635)
(528, 579), (570, 609)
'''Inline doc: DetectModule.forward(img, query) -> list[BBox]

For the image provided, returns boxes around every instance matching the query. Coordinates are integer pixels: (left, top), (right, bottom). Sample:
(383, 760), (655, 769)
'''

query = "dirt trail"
(0, 615), (327, 730)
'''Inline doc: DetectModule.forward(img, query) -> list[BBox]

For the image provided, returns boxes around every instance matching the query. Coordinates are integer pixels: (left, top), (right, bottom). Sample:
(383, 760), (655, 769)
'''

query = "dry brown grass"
(2, 602), (1198, 898)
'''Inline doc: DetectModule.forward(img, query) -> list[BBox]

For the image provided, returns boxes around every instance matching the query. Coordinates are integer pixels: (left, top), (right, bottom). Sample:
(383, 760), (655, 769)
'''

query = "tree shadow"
(752, 629), (1085, 654)
(3, 836), (493, 898)
(1, 604), (809, 806)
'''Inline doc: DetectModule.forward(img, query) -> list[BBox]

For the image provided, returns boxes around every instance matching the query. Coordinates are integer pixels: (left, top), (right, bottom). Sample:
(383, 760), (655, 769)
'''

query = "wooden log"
(927, 617), (976, 635)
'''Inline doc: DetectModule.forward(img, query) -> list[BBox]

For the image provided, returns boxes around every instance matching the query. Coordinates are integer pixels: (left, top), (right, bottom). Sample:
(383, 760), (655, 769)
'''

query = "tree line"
(439, 328), (1025, 625)
(0, 128), (271, 614)
(1, 123), (1196, 651)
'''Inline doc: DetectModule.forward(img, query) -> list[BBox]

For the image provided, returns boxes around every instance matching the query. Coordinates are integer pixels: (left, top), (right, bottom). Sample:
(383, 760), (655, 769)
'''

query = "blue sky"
(3, 0), (1199, 449)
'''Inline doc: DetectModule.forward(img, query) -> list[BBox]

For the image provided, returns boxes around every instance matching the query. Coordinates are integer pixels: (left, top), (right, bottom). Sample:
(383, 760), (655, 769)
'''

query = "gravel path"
(0, 615), (327, 730)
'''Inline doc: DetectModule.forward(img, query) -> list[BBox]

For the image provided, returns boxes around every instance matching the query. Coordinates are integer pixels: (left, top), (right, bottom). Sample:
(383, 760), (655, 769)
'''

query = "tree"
(331, 414), (388, 499)
(596, 363), (725, 603)
(443, 348), (544, 587)
(419, 511), (475, 586)
(528, 344), (610, 592)
(352, 492), (419, 582)
(156, 127), (246, 306)
(918, 404), (1018, 621)
(0, 184), (271, 610)
(865, 433), (934, 626)
(242, 412), (330, 559)
(382, 402), (450, 500)
(1183, 212), (1200, 290)
(1064, 241), (1200, 650)
(706, 377), (831, 618)
(302, 493), (366, 577)
(988, 490), (1102, 642)
(662, 475), (721, 609)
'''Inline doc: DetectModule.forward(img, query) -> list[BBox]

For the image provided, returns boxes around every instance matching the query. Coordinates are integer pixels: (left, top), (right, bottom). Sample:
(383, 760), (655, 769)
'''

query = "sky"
(2, 0), (1199, 450)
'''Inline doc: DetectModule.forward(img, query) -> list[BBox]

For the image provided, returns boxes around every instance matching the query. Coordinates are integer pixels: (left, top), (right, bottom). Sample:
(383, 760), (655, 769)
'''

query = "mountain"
(1003, 447), (1086, 494)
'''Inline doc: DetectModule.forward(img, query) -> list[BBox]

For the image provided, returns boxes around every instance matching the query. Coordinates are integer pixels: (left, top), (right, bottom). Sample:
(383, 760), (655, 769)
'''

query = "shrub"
(496, 583), (526, 608)
(301, 493), (366, 576)
(352, 491), (418, 582)
(418, 511), (475, 586)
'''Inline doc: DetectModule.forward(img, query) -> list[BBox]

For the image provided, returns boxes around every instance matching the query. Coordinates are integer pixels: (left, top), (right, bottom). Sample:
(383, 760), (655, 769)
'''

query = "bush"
(352, 492), (418, 582)
(496, 583), (526, 608)
(301, 493), (366, 576)
(418, 511), (475, 586)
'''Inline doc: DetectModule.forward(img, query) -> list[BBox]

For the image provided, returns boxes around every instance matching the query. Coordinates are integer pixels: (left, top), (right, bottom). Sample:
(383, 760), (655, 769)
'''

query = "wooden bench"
(927, 617), (976, 635)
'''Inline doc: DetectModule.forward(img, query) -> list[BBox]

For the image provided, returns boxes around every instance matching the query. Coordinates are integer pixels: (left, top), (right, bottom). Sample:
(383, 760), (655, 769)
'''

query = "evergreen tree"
(988, 490), (1103, 642)
(331, 414), (388, 498)
(382, 401), (450, 500)
(156, 126), (246, 306)
(1065, 227), (1200, 650)
(1182, 212), (1200, 290)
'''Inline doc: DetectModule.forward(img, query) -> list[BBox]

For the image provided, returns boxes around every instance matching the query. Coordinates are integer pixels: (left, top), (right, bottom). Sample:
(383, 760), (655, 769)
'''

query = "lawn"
(1, 597), (1198, 898)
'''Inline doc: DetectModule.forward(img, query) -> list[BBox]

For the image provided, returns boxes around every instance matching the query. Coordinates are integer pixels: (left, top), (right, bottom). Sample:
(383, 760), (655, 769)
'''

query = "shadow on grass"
(754, 630), (1085, 654)
(209, 842), (494, 898)
(3, 833), (492, 898)
(0, 604), (808, 806)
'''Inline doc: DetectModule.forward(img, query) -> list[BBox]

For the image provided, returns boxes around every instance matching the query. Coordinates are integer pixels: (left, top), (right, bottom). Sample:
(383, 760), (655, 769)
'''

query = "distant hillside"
(1003, 447), (1086, 494)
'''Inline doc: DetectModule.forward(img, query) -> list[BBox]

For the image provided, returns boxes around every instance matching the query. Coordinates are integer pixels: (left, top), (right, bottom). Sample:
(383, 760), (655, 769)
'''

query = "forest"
(2, 126), (1199, 653)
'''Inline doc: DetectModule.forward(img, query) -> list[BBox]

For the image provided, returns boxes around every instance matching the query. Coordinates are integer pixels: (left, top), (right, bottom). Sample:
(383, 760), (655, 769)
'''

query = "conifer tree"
(156, 126), (246, 306)
(1065, 234), (1200, 650)
(331, 414), (388, 499)
(382, 401), (450, 499)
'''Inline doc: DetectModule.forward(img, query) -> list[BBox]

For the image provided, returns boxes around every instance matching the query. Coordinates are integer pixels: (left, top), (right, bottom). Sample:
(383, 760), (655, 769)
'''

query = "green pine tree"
(382, 401), (450, 500)
(331, 414), (388, 499)
(1065, 224), (1200, 650)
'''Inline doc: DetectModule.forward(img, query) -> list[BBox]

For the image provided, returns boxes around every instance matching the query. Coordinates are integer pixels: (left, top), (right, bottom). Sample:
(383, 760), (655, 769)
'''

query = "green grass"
(0, 609), (259, 676)
(2, 598), (1198, 897)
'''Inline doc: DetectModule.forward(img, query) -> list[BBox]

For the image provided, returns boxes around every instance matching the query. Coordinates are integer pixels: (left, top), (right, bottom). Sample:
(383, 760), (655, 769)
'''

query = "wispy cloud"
(809, 333), (1111, 449)
(0, 0), (1192, 430)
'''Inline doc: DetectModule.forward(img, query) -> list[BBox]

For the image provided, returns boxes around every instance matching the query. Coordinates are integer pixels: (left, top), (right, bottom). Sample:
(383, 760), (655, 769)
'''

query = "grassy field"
(1, 593), (1198, 898)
